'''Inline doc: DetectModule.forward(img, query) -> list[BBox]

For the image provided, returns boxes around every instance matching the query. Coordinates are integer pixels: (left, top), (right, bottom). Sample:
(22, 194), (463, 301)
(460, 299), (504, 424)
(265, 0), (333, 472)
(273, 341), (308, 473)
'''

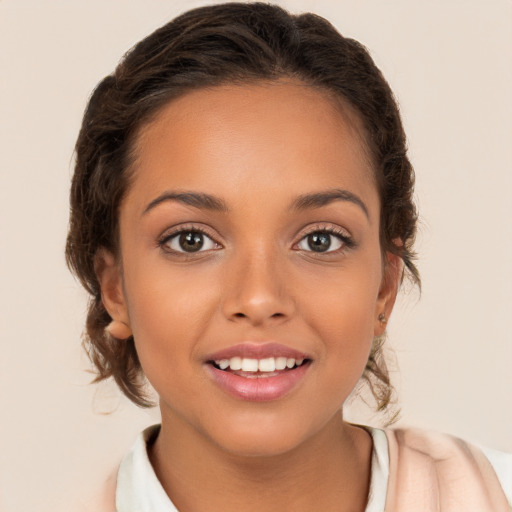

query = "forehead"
(129, 81), (378, 215)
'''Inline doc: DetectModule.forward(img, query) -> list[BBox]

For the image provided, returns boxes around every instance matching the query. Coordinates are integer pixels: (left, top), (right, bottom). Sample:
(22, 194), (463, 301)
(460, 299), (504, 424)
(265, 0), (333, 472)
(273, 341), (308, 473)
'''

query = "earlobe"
(105, 319), (133, 340)
(95, 249), (132, 339)
(374, 252), (403, 337)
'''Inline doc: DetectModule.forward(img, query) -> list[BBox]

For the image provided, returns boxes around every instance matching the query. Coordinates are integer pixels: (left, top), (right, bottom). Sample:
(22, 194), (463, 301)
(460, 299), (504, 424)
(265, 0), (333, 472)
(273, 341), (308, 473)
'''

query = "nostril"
(231, 311), (286, 322)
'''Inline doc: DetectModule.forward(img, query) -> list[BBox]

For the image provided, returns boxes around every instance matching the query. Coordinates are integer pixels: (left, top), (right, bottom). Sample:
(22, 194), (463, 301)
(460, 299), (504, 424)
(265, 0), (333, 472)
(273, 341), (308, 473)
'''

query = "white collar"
(116, 424), (389, 512)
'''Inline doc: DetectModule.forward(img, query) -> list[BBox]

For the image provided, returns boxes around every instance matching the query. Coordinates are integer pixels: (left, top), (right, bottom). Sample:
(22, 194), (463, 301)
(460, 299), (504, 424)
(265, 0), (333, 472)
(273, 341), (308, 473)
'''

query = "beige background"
(0, 1), (511, 510)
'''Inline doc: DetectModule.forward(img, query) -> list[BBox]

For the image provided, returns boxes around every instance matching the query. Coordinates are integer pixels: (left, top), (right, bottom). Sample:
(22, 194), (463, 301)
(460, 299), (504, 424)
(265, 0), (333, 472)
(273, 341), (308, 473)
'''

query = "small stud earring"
(378, 313), (387, 324)
(105, 320), (132, 340)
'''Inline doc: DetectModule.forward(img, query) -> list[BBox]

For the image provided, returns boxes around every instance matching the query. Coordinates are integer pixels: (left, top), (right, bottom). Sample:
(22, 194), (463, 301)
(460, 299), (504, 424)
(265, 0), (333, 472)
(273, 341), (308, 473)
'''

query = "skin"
(98, 81), (401, 512)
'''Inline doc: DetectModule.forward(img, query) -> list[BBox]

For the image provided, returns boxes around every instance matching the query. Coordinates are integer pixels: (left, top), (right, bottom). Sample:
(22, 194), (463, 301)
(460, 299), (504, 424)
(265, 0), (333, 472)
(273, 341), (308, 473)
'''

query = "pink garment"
(385, 428), (510, 511)
(94, 470), (117, 512)
(95, 427), (510, 511)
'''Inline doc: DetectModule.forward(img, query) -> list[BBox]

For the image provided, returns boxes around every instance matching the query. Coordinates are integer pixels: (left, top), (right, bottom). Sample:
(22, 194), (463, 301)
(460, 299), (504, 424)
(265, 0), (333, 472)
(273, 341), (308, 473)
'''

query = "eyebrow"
(142, 188), (369, 219)
(291, 189), (369, 219)
(142, 191), (229, 215)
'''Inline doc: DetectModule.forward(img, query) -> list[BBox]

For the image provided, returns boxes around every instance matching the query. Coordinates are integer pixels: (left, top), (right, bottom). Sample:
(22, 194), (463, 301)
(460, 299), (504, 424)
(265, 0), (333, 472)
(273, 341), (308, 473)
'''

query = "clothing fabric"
(385, 428), (511, 511)
(113, 424), (512, 511)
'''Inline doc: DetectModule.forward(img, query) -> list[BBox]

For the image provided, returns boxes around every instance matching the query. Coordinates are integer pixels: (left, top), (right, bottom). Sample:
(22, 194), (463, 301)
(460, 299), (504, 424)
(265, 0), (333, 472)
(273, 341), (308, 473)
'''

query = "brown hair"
(66, 2), (419, 410)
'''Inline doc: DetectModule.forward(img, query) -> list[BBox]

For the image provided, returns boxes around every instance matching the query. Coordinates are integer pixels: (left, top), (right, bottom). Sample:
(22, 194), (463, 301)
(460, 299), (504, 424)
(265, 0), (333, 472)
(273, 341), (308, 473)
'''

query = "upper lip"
(205, 342), (311, 362)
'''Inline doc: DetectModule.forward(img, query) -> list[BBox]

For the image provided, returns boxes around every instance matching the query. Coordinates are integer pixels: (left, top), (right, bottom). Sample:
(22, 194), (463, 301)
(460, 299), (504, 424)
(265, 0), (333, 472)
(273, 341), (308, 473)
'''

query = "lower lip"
(206, 363), (310, 402)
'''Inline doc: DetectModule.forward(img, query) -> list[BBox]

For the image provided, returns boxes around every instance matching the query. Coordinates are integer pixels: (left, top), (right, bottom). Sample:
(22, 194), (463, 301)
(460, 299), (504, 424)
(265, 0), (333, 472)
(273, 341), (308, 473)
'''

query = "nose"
(221, 248), (295, 326)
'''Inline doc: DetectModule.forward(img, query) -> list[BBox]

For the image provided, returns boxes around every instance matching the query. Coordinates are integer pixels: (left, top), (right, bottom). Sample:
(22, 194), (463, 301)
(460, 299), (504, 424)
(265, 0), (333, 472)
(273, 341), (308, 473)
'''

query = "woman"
(65, 3), (511, 510)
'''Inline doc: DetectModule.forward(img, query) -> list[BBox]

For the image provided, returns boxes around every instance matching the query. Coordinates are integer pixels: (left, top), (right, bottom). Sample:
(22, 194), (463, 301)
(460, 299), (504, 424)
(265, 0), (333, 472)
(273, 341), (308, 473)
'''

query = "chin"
(204, 412), (323, 459)
(216, 432), (306, 459)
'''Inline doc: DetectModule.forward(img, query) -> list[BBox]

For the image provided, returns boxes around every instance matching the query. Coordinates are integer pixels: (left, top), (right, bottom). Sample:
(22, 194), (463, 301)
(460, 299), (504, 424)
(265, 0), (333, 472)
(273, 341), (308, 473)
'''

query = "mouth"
(204, 345), (312, 401)
(209, 356), (311, 378)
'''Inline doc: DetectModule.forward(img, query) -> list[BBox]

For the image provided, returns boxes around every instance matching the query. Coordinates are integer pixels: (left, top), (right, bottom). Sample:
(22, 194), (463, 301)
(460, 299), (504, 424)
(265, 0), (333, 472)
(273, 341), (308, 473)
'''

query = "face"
(99, 81), (399, 457)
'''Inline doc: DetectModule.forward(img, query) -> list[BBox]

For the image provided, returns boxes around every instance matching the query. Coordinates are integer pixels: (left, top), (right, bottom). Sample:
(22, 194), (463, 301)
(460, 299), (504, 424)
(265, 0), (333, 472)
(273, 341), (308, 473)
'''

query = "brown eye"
(307, 233), (330, 252)
(164, 230), (217, 253)
(180, 232), (204, 252)
(297, 231), (344, 253)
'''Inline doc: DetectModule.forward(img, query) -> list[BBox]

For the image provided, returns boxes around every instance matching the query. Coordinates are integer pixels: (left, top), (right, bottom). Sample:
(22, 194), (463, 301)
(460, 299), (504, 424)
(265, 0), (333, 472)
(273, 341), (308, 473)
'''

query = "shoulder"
(116, 424), (176, 512)
(80, 466), (117, 512)
(383, 427), (512, 511)
(86, 425), (167, 512)
(480, 444), (512, 500)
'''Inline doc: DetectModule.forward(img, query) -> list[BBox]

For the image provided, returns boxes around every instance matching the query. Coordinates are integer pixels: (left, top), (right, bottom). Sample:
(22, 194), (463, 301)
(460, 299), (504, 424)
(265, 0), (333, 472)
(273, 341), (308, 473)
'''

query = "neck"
(149, 411), (372, 512)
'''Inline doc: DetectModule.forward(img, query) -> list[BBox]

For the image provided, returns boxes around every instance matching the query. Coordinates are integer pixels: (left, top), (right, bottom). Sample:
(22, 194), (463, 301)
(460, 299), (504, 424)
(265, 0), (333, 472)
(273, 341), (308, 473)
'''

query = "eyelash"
(157, 224), (355, 256)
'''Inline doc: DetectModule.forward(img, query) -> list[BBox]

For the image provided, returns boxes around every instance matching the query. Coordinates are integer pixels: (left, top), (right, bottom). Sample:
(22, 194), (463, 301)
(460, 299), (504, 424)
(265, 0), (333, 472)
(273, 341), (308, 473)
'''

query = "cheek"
(122, 259), (221, 372)
(297, 257), (382, 375)
(299, 258), (382, 336)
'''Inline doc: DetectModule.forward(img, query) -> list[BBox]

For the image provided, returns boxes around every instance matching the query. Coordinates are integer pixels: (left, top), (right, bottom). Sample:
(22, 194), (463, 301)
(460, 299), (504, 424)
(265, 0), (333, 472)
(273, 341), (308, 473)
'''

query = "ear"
(95, 249), (132, 339)
(374, 251), (403, 337)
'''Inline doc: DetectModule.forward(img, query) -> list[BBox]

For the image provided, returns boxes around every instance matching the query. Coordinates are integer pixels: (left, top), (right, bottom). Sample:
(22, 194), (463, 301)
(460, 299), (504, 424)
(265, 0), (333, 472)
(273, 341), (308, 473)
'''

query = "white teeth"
(241, 358), (259, 372)
(258, 358), (276, 372)
(215, 356), (306, 372)
(275, 357), (287, 370)
(229, 357), (242, 370)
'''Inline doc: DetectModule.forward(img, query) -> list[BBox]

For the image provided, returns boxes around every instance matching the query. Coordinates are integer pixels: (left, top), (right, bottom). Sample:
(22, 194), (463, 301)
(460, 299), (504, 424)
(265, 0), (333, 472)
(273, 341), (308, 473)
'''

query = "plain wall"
(0, 1), (510, 510)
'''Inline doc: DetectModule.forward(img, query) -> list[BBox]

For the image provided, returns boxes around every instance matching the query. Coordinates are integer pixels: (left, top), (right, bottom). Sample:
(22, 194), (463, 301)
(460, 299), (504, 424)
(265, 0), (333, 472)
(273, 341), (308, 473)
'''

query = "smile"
(213, 356), (306, 373)
(205, 344), (312, 401)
